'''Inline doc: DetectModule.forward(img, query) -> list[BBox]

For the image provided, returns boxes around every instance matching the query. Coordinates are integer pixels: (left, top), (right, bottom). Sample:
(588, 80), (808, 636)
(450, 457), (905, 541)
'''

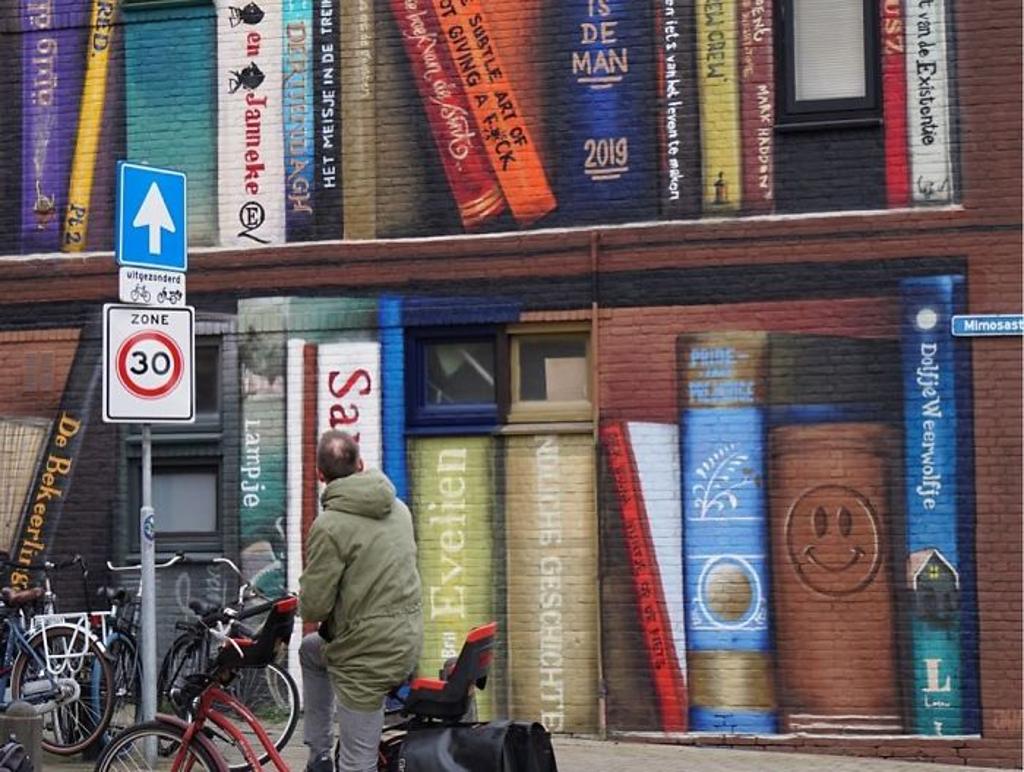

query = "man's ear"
(317, 468), (325, 483)
(357, 459), (364, 472)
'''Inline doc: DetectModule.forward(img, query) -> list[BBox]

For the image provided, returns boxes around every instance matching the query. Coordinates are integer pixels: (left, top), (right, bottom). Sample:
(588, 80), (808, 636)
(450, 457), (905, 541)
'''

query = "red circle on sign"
(116, 330), (184, 400)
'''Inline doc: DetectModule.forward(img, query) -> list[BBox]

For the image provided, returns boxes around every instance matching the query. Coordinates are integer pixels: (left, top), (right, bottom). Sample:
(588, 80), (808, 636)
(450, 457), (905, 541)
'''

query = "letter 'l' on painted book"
(505, 434), (600, 733)
(677, 332), (775, 732)
(217, 0), (285, 246)
(696, 0), (742, 212)
(601, 421), (688, 732)
(559, 0), (657, 224)
(388, 0), (505, 231)
(899, 275), (978, 734)
(62, 0), (119, 252)
(410, 436), (496, 720)
(429, 0), (555, 225)
(21, 0), (87, 253)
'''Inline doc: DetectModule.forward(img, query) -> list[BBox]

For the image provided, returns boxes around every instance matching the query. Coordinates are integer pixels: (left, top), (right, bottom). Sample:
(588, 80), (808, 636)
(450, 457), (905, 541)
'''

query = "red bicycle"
(93, 595), (498, 772)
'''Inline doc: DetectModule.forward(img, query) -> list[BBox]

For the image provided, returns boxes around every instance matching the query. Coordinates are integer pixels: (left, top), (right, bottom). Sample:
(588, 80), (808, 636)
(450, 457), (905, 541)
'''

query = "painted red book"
(388, 0), (506, 229)
(739, 0), (774, 213)
(601, 421), (688, 732)
(881, 0), (909, 206)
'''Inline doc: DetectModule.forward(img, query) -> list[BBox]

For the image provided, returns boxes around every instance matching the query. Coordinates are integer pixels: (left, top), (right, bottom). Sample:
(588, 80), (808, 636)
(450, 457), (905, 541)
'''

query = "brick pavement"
(48, 729), (1001, 771)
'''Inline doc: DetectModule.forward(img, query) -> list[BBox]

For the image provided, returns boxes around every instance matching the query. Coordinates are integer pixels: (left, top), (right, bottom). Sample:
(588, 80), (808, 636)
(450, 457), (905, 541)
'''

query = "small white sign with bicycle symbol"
(103, 303), (195, 423)
(119, 266), (187, 307)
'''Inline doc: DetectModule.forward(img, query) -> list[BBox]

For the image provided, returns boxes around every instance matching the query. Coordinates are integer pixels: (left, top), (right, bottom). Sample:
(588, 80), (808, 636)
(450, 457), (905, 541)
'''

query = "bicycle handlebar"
(106, 552), (186, 572)
(0, 553), (83, 572)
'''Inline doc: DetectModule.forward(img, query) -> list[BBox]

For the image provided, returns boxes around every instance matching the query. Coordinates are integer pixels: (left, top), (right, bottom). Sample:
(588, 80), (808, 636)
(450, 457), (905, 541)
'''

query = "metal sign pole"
(140, 424), (157, 759)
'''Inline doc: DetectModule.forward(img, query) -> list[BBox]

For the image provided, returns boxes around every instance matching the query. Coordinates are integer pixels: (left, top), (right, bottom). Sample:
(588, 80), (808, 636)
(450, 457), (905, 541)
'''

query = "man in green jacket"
(299, 430), (423, 772)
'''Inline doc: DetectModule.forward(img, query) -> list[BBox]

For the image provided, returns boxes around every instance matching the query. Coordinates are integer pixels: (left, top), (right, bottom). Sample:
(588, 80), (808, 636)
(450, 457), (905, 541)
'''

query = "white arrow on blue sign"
(116, 161), (187, 272)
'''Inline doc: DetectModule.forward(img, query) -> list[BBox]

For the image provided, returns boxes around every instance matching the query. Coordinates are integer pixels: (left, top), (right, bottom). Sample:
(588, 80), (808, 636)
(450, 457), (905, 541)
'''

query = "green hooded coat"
(298, 469), (423, 711)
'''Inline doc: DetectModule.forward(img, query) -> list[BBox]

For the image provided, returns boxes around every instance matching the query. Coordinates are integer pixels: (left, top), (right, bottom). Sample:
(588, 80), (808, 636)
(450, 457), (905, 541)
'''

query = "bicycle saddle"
(97, 585), (128, 604)
(189, 599), (221, 618)
(1, 586), (45, 607)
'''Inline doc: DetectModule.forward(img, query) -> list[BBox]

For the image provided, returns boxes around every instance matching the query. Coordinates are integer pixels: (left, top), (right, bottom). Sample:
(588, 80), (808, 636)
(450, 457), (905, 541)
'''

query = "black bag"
(0, 736), (31, 772)
(390, 721), (557, 772)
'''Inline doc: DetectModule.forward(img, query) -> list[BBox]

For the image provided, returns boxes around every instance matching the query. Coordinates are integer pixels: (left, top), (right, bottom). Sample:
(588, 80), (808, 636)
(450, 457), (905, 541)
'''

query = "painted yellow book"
(62, 0), (118, 251)
(410, 436), (496, 719)
(697, 0), (742, 212)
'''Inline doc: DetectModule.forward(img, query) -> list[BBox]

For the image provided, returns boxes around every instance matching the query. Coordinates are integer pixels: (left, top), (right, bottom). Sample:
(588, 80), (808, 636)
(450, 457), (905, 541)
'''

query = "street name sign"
(116, 162), (187, 271)
(119, 266), (187, 307)
(950, 314), (1023, 337)
(103, 303), (195, 423)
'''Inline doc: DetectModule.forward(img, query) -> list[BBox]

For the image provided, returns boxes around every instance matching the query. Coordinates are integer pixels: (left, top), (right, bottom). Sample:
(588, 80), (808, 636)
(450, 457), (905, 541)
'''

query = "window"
(123, 330), (234, 553)
(406, 328), (505, 430)
(778, 0), (880, 125)
(509, 324), (592, 423)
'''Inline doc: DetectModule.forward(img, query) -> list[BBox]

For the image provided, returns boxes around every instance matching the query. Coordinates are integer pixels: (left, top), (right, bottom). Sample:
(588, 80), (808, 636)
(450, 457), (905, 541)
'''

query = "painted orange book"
(429, 0), (556, 225)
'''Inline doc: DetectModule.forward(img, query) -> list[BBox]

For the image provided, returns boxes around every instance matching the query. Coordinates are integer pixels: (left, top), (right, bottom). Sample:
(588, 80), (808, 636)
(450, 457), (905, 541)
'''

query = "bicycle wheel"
(212, 660), (299, 771)
(95, 720), (221, 771)
(159, 632), (208, 715)
(11, 623), (115, 755)
(105, 632), (142, 734)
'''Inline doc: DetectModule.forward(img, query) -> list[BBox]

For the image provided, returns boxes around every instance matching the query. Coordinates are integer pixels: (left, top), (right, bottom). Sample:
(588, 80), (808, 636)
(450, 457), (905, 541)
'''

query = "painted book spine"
(656, 0), (702, 218)
(217, 0), (285, 246)
(601, 421), (688, 732)
(316, 340), (382, 469)
(899, 275), (974, 735)
(6, 314), (101, 587)
(62, 0), (118, 251)
(881, 0), (909, 206)
(283, 0), (315, 240)
(85, 17), (123, 252)
(505, 434), (600, 733)
(695, 0), (741, 212)
(379, 297), (407, 499)
(21, 0), (87, 253)
(430, 0), (555, 226)
(559, 0), (656, 224)
(238, 299), (288, 596)
(738, 0), (773, 213)
(905, 0), (954, 203)
(769, 422), (902, 734)
(388, 0), (505, 230)
(313, 0), (342, 239)
(678, 332), (776, 733)
(340, 0), (376, 238)
(126, 6), (217, 245)
(411, 436), (496, 720)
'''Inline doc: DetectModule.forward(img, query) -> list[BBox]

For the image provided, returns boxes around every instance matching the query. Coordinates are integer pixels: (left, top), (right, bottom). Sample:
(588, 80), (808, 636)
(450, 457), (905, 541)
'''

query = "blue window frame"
(405, 327), (505, 432)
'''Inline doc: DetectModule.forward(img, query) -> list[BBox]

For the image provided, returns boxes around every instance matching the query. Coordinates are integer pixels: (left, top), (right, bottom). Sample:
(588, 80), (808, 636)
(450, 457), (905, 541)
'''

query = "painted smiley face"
(784, 485), (883, 597)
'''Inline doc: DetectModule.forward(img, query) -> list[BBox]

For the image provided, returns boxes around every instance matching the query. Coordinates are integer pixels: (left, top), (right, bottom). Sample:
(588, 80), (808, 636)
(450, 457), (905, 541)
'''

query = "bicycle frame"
(172, 684), (287, 772)
(0, 613), (63, 709)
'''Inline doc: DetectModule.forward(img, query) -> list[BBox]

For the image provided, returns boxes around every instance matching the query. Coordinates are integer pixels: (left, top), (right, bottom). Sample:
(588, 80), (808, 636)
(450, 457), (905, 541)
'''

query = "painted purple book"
(21, 0), (87, 253)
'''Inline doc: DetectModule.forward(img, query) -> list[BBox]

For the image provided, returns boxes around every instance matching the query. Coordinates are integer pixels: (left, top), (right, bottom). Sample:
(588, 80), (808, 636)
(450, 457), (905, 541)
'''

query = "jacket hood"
(321, 469), (396, 520)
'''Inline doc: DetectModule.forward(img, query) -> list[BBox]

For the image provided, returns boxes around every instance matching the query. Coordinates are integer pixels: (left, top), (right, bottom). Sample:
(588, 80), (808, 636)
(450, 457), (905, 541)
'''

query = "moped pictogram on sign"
(103, 304), (195, 423)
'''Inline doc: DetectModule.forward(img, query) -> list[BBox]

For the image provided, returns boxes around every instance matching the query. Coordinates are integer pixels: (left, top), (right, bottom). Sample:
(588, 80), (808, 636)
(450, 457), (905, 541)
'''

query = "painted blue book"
(677, 332), (776, 733)
(899, 274), (979, 735)
(558, 0), (657, 224)
(379, 296), (406, 499)
(283, 0), (315, 240)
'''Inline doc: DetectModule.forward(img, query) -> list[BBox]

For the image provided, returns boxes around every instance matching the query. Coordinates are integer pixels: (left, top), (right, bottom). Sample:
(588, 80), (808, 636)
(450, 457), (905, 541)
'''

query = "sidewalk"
(50, 732), (999, 771)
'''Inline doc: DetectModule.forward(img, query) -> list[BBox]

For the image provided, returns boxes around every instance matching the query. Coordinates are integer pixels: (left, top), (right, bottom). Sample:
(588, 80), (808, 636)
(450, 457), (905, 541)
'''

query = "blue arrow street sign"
(951, 314), (1024, 336)
(116, 161), (187, 272)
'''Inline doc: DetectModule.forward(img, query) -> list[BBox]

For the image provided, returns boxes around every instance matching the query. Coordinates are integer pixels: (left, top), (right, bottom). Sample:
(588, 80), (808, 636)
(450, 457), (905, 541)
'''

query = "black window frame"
(120, 325), (237, 557)
(776, 0), (882, 128)
(405, 326), (507, 432)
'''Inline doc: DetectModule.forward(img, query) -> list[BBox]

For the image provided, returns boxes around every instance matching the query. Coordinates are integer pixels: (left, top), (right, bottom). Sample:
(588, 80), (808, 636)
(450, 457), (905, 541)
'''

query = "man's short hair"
(317, 430), (361, 482)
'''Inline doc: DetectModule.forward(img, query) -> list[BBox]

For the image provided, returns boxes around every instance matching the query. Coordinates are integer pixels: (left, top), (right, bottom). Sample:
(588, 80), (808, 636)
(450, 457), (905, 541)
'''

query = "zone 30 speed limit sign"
(103, 303), (195, 423)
